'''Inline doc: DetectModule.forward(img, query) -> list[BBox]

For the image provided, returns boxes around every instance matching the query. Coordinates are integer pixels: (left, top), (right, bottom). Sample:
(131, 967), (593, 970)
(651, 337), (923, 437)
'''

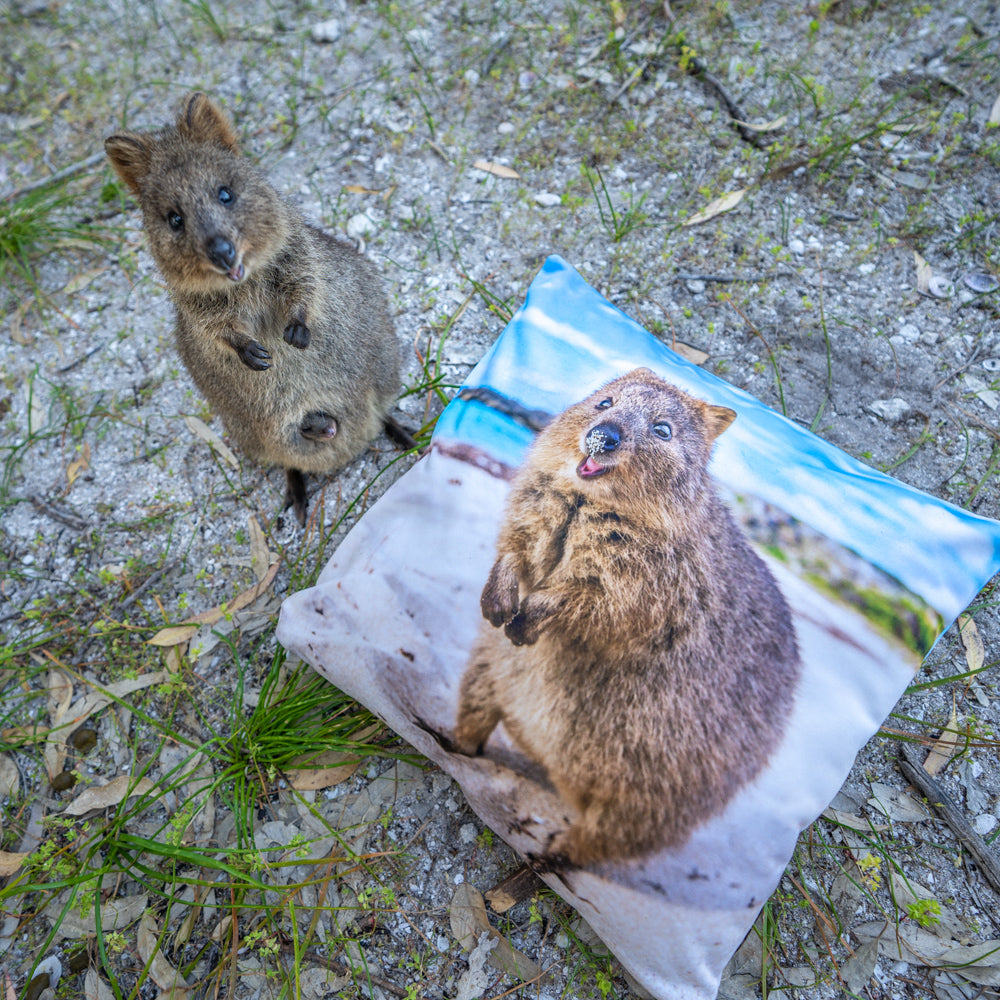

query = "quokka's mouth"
(226, 263), (245, 281)
(577, 455), (610, 479)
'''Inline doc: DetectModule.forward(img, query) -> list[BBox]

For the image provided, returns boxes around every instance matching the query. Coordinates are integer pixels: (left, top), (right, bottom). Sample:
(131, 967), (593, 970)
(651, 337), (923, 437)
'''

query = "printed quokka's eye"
(653, 422), (672, 440)
(596, 397), (613, 410)
(167, 211), (184, 231)
(218, 186), (234, 205)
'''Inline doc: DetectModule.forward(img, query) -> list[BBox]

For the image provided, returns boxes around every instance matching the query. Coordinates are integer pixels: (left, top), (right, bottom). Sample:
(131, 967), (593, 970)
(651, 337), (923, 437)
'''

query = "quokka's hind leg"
(384, 413), (417, 450)
(284, 468), (309, 526)
(454, 658), (502, 756)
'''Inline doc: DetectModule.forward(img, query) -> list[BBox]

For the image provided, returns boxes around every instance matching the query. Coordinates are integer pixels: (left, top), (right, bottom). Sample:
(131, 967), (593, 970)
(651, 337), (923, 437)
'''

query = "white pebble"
(346, 213), (377, 239)
(788, 238), (805, 255)
(310, 19), (341, 43)
(975, 814), (998, 836)
(497, 121), (515, 134)
(534, 191), (561, 208)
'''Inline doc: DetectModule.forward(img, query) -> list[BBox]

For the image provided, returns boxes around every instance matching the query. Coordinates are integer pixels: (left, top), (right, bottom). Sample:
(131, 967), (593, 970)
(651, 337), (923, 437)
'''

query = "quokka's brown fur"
(454, 368), (801, 866)
(105, 93), (401, 523)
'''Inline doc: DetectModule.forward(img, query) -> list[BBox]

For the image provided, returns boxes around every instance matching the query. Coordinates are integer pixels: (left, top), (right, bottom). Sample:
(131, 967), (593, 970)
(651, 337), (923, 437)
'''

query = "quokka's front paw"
(283, 321), (310, 349)
(300, 412), (338, 441)
(237, 340), (271, 370)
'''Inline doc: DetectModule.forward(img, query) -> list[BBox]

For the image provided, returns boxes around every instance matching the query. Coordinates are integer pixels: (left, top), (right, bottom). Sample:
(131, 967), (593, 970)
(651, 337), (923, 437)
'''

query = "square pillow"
(277, 255), (1000, 999)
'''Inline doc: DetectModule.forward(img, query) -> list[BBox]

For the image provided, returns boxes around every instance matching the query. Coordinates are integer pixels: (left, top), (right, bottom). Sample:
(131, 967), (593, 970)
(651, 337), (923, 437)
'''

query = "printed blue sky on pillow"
(437, 254), (1000, 627)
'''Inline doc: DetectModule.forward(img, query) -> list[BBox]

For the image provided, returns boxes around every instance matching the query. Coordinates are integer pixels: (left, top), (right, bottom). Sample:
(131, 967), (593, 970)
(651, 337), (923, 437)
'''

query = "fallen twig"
(899, 742), (1000, 898)
(4, 152), (106, 202)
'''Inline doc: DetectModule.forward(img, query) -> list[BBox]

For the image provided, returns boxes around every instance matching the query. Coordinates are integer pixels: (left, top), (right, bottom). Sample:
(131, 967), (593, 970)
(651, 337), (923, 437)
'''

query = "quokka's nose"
(206, 236), (236, 270)
(585, 423), (621, 455)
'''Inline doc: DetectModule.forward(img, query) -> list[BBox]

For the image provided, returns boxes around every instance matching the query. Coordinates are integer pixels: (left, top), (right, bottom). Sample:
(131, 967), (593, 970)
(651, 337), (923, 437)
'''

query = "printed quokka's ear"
(703, 403), (737, 440)
(177, 92), (240, 151)
(104, 132), (155, 196)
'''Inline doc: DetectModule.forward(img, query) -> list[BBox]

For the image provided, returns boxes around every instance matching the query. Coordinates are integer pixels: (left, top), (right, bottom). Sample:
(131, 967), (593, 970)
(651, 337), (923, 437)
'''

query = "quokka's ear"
(703, 403), (737, 440)
(177, 92), (240, 151)
(104, 132), (156, 196)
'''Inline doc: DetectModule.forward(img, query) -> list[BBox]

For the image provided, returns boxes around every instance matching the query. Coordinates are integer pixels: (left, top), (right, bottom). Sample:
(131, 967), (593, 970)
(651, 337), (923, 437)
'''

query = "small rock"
(975, 814), (997, 836)
(310, 19), (341, 43)
(685, 279), (707, 295)
(346, 213), (377, 239)
(497, 121), (515, 134)
(459, 823), (478, 844)
(534, 191), (561, 208)
(859, 262), (877, 275)
(788, 238), (805, 255)
(897, 323), (920, 343)
(865, 398), (912, 423)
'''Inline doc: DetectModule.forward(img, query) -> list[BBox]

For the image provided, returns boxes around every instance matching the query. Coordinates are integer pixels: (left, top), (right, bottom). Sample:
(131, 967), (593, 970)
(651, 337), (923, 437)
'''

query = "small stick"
(3, 152), (106, 202)
(899, 742), (1000, 898)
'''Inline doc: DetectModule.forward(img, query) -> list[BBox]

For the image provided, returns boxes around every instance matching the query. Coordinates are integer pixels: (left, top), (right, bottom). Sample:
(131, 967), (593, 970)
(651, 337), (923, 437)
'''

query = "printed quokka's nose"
(206, 236), (236, 270)
(585, 423), (621, 455)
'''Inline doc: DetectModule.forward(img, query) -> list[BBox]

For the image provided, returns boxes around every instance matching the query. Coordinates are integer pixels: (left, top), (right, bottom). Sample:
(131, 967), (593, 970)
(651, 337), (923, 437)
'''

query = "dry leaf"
(821, 806), (889, 833)
(923, 700), (960, 777)
(0, 851), (27, 877)
(990, 92), (1000, 126)
(43, 672), (169, 777)
(148, 561), (280, 647)
(683, 189), (746, 226)
(84, 970), (115, 1000)
(959, 614), (985, 674)
(914, 250), (934, 295)
(138, 911), (192, 994)
(672, 341), (709, 365)
(868, 781), (931, 823)
(472, 159), (521, 180)
(0, 754), (20, 798)
(890, 872), (969, 943)
(248, 515), (270, 583)
(66, 441), (92, 486)
(56, 893), (149, 939)
(343, 184), (382, 194)
(63, 266), (106, 294)
(938, 941), (1000, 985)
(63, 776), (155, 816)
(288, 753), (360, 790)
(731, 114), (787, 132)
(163, 645), (184, 674)
(183, 415), (238, 469)
(450, 884), (542, 982)
(148, 625), (198, 648)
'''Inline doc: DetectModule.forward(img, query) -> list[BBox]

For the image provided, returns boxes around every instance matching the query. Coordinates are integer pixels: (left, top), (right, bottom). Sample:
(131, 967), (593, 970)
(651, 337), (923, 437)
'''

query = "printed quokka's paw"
(237, 340), (271, 370)
(480, 560), (519, 627)
(503, 612), (540, 646)
(283, 321), (310, 349)
(300, 412), (338, 441)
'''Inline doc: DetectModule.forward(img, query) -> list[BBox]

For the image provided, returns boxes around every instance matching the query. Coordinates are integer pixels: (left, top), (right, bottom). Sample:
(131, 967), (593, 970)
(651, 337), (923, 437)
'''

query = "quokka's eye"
(596, 398), (613, 410)
(653, 422), (672, 440)
(167, 211), (184, 231)
(218, 186), (234, 205)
